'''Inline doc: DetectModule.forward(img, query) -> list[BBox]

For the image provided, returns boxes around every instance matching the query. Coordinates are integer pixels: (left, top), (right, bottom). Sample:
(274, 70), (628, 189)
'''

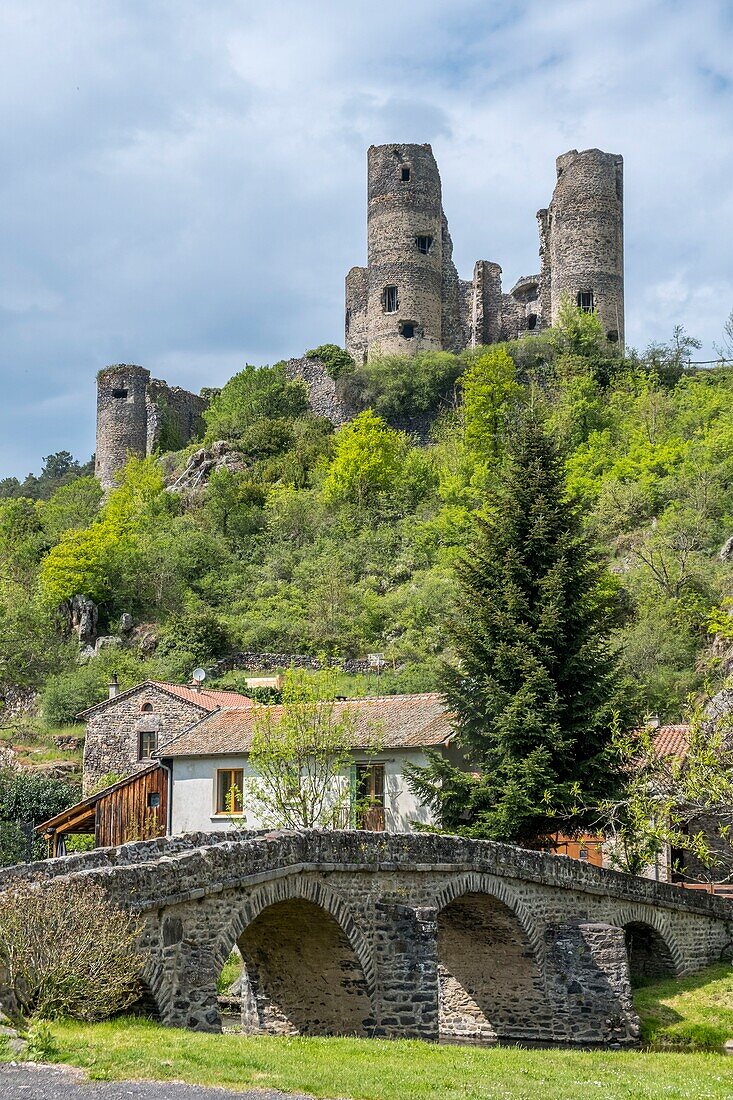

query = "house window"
(112, 388), (128, 399)
(577, 290), (594, 313)
(353, 763), (385, 831)
(401, 166), (411, 182)
(527, 313), (537, 331)
(400, 321), (415, 339)
(147, 791), (161, 810)
(138, 728), (157, 759)
(382, 285), (399, 313)
(141, 703), (153, 713)
(216, 768), (244, 815)
(415, 235), (432, 255)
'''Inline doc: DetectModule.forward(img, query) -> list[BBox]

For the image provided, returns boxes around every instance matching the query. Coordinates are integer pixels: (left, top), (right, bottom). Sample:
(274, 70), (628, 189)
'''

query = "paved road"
(0, 1064), (313, 1099)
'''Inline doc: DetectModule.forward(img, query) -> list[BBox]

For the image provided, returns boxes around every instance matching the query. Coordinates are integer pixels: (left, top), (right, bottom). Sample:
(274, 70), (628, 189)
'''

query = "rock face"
(720, 535), (733, 562)
(166, 441), (247, 496)
(62, 594), (98, 648)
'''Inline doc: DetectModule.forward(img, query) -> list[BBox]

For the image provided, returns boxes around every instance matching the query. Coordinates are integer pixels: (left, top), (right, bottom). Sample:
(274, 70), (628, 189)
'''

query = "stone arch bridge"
(1, 831), (731, 1047)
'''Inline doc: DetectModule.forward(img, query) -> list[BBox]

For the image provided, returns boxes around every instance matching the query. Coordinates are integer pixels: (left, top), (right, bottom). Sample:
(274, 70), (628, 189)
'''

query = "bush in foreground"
(0, 878), (142, 1023)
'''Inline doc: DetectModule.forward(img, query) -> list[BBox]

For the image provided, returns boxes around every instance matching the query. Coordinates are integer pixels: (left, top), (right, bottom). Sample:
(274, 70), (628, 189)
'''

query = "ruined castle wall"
(366, 143), (444, 358)
(345, 267), (368, 363)
(95, 365), (151, 491)
(469, 261), (504, 347)
(546, 148), (624, 347)
(146, 380), (207, 455)
(282, 358), (352, 426)
(440, 214), (467, 353)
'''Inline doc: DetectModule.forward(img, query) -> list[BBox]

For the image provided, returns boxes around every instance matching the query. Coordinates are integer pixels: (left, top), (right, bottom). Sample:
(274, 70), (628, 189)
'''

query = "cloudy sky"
(1, 0), (731, 476)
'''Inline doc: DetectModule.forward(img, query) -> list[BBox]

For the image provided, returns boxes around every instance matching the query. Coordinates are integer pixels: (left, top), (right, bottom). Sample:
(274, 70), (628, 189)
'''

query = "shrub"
(305, 344), (354, 381)
(158, 610), (232, 669)
(0, 770), (81, 866)
(0, 878), (142, 1022)
(339, 351), (462, 422)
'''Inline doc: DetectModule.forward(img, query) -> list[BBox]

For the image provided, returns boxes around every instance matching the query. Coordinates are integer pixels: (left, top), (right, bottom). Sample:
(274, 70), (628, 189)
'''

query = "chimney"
(108, 673), (120, 700)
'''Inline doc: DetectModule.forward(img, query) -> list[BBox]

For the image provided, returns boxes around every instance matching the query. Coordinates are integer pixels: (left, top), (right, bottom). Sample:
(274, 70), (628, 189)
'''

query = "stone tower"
(95, 364), (208, 491)
(538, 148), (624, 347)
(346, 144), (455, 361)
(95, 365), (150, 491)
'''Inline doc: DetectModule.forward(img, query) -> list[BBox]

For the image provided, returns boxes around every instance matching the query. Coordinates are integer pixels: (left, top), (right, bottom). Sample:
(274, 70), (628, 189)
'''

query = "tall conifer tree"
(409, 406), (629, 843)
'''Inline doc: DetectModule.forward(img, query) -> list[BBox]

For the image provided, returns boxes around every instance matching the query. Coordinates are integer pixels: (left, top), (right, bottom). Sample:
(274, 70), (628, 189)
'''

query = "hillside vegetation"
(0, 305), (731, 740)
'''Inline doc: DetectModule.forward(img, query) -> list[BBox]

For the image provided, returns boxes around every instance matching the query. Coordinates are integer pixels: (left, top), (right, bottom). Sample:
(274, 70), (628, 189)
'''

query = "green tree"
(203, 364), (308, 443)
(460, 346), (522, 462)
(323, 410), (405, 513)
(408, 407), (629, 843)
(305, 344), (354, 381)
(0, 769), (80, 865)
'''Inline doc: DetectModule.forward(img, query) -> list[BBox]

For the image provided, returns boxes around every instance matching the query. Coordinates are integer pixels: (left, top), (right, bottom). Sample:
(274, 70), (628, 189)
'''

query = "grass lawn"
(20, 1015), (732, 1100)
(2, 965), (732, 1099)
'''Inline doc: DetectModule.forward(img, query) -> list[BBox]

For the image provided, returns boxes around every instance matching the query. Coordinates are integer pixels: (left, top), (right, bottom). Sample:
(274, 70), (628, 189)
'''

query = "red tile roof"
(653, 724), (689, 760)
(159, 692), (453, 758)
(78, 679), (253, 718)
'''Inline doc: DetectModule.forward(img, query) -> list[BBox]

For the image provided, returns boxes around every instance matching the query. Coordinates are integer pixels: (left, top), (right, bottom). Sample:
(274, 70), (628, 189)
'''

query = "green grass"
(635, 964), (733, 1052)
(6, 1016), (730, 1100)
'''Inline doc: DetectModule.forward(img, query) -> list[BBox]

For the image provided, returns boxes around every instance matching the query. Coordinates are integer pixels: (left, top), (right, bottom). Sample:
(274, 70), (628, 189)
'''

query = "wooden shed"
(36, 764), (169, 857)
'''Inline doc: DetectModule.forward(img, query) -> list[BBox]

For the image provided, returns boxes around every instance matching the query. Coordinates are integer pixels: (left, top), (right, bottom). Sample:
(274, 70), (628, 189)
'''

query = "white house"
(157, 693), (455, 834)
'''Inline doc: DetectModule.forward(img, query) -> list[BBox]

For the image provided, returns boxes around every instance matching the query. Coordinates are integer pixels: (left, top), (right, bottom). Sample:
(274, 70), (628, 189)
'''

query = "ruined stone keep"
(345, 144), (624, 361)
(95, 365), (207, 490)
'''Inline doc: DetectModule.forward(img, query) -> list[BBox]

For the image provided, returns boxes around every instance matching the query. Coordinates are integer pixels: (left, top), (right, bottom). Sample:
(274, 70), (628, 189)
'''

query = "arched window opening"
(141, 702), (154, 713)
(624, 922), (676, 986)
(437, 891), (550, 1044)
(228, 898), (373, 1036)
(382, 286), (399, 314)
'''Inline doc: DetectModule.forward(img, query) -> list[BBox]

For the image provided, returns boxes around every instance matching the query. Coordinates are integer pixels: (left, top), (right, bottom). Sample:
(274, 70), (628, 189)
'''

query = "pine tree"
(409, 406), (630, 843)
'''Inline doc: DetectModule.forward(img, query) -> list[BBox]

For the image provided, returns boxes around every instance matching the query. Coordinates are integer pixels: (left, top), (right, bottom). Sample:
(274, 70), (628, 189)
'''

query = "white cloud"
(0, 0), (730, 473)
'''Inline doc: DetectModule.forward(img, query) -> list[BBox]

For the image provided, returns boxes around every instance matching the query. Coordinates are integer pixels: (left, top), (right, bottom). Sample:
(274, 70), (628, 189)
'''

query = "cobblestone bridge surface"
(1, 831), (730, 1047)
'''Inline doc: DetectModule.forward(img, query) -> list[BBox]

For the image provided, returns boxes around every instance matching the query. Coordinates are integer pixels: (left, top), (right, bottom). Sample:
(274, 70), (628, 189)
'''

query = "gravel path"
(0, 1063), (313, 1099)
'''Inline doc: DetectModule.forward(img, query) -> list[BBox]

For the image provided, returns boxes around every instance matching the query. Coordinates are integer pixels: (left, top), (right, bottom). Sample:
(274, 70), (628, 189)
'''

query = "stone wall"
(95, 366), (207, 491)
(2, 831), (729, 1044)
(209, 651), (392, 676)
(282, 358), (352, 427)
(82, 684), (207, 793)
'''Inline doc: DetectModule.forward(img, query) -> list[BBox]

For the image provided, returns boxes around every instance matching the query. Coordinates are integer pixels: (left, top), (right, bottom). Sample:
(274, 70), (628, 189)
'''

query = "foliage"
(339, 351), (462, 422)
(0, 452), (94, 502)
(579, 701), (733, 878)
(0, 878), (142, 1022)
(408, 408), (629, 843)
(460, 346), (523, 463)
(0, 769), (80, 865)
(322, 410), (406, 513)
(18, 1016), (733, 1099)
(203, 364), (309, 444)
(246, 668), (381, 829)
(305, 344), (354, 381)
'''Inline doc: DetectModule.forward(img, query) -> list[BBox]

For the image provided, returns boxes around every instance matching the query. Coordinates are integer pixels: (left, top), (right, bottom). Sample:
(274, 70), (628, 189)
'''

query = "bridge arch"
(214, 875), (376, 1036)
(433, 872), (551, 1043)
(610, 904), (682, 982)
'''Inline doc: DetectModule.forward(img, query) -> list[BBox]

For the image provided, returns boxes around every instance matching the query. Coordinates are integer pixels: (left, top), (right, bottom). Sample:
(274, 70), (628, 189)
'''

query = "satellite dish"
(192, 668), (207, 683)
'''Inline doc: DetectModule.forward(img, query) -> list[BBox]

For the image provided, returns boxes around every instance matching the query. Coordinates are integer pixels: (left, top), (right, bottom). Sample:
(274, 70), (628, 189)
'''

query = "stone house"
(80, 679), (253, 794)
(158, 693), (455, 834)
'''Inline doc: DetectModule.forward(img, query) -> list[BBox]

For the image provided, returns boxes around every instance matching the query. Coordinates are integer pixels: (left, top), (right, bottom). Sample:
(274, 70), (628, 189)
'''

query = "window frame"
(382, 285), (399, 314)
(415, 235), (433, 255)
(577, 290), (594, 313)
(215, 767), (244, 816)
(138, 727), (157, 760)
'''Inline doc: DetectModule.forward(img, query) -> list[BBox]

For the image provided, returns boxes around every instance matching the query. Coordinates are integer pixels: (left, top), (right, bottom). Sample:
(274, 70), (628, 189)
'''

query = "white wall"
(170, 749), (437, 835)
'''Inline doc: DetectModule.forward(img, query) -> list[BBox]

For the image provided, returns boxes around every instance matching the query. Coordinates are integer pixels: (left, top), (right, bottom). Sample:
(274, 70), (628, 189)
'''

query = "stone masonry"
(2, 831), (729, 1046)
(81, 683), (212, 793)
(346, 144), (624, 362)
(96, 365), (207, 491)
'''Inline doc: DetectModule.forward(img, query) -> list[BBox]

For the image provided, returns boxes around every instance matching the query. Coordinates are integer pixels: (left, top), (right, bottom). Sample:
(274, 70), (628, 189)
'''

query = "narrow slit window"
(415, 235), (433, 255)
(383, 285), (399, 313)
(401, 166), (411, 182)
(138, 728), (157, 759)
(216, 768), (244, 815)
(577, 291), (594, 313)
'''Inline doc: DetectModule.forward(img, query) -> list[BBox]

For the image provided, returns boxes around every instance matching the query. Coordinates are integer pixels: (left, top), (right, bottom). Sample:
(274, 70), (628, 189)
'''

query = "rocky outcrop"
(61, 594), (98, 648)
(721, 535), (733, 562)
(166, 441), (247, 496)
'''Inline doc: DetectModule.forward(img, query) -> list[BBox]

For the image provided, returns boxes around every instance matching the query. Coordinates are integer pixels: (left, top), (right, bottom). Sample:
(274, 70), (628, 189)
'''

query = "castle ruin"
(95, 365), (207, 490)
(345, 144), (624, 361)
(96, 144), (625, 488)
